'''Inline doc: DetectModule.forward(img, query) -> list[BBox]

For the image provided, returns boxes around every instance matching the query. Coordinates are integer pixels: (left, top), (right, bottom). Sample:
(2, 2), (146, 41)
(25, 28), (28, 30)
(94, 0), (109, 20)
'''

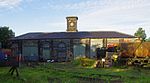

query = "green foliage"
(80, 58), (96, 67)
(134, 27), (146, 41)
(71, 57), (96, 67)
(0, 26), (15, 48)
(71, 58), (81, 66)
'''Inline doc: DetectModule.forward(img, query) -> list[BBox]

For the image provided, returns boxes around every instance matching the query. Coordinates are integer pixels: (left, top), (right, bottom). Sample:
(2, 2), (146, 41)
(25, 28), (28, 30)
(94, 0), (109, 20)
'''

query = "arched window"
(58, 42), (66, 51)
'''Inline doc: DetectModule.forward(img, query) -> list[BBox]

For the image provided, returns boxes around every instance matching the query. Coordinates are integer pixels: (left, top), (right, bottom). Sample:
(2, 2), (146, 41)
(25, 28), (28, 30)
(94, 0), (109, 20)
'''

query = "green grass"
(0, 60), (150, 83)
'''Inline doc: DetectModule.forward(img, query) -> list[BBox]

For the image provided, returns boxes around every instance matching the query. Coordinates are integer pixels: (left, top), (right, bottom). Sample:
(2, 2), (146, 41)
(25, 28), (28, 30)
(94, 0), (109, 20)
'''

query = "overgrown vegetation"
(0, 59), (150, 83)
(71, 57), (96, 67)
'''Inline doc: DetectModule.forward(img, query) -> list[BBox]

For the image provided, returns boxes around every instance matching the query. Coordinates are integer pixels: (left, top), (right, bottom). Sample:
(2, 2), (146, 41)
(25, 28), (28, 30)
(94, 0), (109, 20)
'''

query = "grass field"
(0, 60), (150, 83)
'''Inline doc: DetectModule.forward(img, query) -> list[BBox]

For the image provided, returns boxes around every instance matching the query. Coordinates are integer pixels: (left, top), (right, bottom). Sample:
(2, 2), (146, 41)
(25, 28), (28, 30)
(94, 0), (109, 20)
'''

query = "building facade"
(11, 16), (136, 62)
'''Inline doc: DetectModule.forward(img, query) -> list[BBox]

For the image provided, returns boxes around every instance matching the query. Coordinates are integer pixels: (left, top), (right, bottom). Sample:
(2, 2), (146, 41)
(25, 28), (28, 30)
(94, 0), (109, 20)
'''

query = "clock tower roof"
(66, 16), (78, 20)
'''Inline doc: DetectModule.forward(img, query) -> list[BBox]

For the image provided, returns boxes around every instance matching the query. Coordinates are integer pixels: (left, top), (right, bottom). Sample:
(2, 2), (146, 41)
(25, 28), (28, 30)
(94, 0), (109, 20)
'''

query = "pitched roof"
(12, 31), (136, 40)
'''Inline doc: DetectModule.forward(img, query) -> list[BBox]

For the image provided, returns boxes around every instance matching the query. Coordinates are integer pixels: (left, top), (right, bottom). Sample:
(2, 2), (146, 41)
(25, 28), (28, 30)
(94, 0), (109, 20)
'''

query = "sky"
(0, 0), (150, 38)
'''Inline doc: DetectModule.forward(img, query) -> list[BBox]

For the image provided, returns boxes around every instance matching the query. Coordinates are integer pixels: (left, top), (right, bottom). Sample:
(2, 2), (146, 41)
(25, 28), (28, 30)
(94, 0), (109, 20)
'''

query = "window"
(58, 42), (66, 51)
(22, 40), (38, 56)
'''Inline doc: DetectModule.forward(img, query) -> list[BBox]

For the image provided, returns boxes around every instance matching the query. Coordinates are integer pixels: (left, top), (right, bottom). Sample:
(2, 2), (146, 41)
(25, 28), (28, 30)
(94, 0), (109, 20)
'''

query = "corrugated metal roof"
(12, 31), (136, 40)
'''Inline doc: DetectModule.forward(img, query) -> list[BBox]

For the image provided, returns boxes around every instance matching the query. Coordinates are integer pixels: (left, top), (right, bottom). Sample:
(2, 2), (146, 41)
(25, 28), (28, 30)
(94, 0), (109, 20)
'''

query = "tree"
(134, 27), (146, 41)
(0, 26), (15, 48)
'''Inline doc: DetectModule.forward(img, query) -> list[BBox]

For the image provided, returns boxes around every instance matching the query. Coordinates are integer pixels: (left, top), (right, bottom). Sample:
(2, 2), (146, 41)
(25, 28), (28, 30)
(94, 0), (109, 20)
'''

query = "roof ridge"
(114, 31), (135, 37)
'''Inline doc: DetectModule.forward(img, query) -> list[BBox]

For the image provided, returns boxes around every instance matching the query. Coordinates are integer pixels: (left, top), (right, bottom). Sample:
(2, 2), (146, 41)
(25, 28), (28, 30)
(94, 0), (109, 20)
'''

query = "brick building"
(11, 16), (136, 62)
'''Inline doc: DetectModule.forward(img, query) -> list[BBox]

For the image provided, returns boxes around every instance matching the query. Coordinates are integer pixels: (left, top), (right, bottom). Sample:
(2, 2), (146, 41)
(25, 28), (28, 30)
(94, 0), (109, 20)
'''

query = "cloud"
(48, 0), (149, 10)
(0, 0), (23, 9)
(0, 0), (33, 9)
(1, 0), (149, 37)
(75, 0), (150, 37)
(42, 0), (150, 37)
(48, 0), (101, 10)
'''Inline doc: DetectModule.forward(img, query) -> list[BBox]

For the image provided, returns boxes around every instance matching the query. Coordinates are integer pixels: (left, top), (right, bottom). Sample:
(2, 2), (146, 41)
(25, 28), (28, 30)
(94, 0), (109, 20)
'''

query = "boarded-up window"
(73, 44), (85, 58)
(22, 40), (38, 56)
(42, 42), (51, 60)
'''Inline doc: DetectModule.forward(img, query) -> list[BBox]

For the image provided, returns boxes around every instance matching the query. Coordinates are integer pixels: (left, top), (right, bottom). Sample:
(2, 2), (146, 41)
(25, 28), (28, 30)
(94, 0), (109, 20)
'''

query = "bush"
(71, 58), (81, 66)
(80, 58), (96, 67)
(71, 57), (96, 67)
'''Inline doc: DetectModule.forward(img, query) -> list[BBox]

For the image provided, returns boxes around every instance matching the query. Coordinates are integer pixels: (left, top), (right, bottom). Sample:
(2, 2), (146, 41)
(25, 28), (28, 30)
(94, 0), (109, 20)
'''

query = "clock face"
(70, 22), (74, 27)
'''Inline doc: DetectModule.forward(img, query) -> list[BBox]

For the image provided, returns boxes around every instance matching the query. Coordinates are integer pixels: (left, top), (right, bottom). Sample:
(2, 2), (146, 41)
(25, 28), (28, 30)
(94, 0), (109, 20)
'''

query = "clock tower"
(66, 16), (78, 32)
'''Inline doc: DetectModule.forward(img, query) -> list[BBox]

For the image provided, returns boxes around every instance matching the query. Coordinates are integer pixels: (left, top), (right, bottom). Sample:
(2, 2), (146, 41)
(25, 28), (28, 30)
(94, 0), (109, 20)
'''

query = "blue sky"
(0, 0), (150, 38)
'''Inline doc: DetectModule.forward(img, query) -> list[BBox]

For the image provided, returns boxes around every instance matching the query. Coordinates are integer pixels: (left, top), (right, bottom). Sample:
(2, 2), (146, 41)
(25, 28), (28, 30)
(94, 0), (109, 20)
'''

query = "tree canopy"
(0, 26), (15, 48)
(134, 27), (146, 41)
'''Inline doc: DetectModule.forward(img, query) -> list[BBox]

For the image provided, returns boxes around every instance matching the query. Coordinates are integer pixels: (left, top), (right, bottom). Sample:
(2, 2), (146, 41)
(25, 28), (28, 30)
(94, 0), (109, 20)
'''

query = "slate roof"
(12, 31), (136, 40)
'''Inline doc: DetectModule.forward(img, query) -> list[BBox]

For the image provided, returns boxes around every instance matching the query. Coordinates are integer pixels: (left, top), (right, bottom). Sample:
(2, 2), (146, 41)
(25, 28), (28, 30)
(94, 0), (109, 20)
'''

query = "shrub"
(80, 58), (96, 67)
(71, 57), (96, 67)
(71, 58), (81, 66)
